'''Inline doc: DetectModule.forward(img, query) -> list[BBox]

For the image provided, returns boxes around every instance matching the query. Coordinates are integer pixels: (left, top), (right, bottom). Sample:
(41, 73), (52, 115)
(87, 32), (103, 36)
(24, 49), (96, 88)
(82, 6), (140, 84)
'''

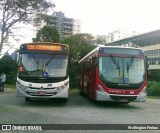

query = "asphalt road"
(0, 88), (160, 133)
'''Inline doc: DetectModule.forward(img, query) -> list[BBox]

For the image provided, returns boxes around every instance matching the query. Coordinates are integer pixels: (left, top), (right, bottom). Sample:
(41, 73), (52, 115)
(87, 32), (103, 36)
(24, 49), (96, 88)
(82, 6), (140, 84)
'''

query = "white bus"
(16, 42), (69, 102)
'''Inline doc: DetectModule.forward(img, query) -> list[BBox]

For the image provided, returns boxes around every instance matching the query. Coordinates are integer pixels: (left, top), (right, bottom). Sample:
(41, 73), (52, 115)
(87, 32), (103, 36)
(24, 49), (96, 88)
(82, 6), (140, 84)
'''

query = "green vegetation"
(33, 25), (60, 42)
(148, 69), (160, 82)
(0, 55), (17, 84)
(147, 96), (160, 99)
(61, 34), (96, 88)
(69, 88), (79, 93)
(147, 81), (160, 96)
(4, 84), (16, 89)
(95, 35), (106, 45)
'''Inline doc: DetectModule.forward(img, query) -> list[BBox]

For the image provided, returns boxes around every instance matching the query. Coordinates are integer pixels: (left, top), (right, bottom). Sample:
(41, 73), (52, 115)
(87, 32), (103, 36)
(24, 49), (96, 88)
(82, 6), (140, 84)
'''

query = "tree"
(95, 35), (106, 45)
(34, 13), (56, 28)
(0, 0), (55, 55)
(61, 34), (96, 87)
(62, 33), (95, 61)
(33, 25), (60, 42)
(0, 55), (17, 84)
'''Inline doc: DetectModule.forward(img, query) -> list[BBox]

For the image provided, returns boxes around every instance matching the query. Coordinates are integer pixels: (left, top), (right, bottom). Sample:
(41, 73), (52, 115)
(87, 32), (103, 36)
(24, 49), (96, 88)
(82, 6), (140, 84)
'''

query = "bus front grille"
(27, 91), (57, 96)
(29, 87), (56, 90)
(110, 95), (137, 102)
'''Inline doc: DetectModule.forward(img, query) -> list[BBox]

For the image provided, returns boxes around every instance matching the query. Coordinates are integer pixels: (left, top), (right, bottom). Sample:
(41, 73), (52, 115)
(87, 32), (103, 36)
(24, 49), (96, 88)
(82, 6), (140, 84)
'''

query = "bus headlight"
(64, 81), (69, 87)
(98, 84), (106, 93)
(60, 85), (65, 90)
(56, 86), (64, 92)
(55, 87), (60, 91)
(56, 81), (69, 92)
(16, 81), (28, 90)
(140, 86), (147, 95)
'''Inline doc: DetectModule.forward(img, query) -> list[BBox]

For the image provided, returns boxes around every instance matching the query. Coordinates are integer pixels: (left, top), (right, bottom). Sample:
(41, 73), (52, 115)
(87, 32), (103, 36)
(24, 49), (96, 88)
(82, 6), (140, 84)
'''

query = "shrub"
(0, 55), (17, 84)
(147, 81), (160, 96)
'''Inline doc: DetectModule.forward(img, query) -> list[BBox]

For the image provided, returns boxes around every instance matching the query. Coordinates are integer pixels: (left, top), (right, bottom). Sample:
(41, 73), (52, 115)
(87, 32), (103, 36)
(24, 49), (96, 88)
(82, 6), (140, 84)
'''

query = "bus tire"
(25, 97), (31, 102)
(0, 85), (4, 92)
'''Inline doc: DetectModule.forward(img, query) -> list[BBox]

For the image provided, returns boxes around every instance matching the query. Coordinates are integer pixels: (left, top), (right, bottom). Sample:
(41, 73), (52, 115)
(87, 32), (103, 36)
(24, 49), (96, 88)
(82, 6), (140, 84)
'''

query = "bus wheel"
(0, 85), (4, 92)
(25, 97), (31, 102)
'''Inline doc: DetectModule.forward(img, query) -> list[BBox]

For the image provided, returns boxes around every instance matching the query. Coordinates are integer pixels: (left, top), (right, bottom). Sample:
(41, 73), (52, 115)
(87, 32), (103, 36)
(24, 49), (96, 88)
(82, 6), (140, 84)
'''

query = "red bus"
(78, 46), (148, 103)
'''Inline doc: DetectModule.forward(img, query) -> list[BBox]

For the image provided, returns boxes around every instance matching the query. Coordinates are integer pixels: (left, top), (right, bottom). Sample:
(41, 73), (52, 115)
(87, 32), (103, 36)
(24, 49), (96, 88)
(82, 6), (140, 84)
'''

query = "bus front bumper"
(16, 86), (69, 99)
(96, 90), (147, 102)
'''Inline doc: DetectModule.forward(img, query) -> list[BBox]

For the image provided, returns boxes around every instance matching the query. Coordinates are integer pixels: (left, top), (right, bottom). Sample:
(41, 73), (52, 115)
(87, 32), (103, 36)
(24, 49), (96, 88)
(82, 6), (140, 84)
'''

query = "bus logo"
(47, 84), (52, 87)
(2, 125), (11, 130)
(130, 91), (134, 94)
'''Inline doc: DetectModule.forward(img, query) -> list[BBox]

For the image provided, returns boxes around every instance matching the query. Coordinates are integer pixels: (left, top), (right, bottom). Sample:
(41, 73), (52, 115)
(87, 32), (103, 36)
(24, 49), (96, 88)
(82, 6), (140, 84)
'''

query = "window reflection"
(20, 54), (68, 77)
(99, 57), (145, 84)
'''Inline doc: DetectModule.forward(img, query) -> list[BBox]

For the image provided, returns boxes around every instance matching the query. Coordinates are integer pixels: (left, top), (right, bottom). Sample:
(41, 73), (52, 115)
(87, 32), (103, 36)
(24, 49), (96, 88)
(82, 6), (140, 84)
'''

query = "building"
(105, 29), (141, 43)
(73, 19), (81, 34)
(143, 44), (160, 68)
(37, 11), (81, 38)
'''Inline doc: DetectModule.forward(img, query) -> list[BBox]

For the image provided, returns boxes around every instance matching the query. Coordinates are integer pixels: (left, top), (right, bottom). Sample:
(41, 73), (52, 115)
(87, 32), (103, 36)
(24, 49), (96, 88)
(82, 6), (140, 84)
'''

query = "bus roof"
(78, 46), (143, 64)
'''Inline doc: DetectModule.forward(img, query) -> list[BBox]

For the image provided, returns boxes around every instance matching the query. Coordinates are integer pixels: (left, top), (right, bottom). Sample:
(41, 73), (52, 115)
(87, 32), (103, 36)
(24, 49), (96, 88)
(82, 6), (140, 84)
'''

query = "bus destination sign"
(26, 44), (62, 51)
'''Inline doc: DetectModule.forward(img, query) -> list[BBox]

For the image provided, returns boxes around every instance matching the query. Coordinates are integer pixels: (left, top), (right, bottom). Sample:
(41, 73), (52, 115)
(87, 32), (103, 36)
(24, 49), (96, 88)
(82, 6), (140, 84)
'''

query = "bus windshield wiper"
(45, 55), (55, 67)
(110, 55), (120, 76)
(31, 54), (38, 65)
(127, 57), (134, 76)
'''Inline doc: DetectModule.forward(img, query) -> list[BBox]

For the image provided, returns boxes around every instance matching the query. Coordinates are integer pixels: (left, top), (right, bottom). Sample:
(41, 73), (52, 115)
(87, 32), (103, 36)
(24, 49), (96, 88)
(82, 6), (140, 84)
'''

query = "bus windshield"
(99, 56), (145, 84)
(19, 54), (68, 77)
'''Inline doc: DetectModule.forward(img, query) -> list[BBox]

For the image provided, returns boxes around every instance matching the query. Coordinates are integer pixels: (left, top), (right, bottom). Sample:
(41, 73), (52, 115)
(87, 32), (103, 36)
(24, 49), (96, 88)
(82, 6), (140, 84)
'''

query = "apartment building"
(73, 19), (81, 34)
(37, 11), (81, 38)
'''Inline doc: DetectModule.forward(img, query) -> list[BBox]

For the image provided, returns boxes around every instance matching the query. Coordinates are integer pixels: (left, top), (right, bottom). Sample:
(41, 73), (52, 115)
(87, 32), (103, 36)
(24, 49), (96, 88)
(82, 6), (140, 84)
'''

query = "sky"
(53, 0), (160, 35)
(3, 0), (160, 54)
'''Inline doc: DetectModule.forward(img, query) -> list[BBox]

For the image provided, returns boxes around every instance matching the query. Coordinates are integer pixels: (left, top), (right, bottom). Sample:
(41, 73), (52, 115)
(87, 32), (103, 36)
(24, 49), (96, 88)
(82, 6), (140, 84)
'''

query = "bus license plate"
(119, 99), (128, 102)
(37, 91), (46, 95)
